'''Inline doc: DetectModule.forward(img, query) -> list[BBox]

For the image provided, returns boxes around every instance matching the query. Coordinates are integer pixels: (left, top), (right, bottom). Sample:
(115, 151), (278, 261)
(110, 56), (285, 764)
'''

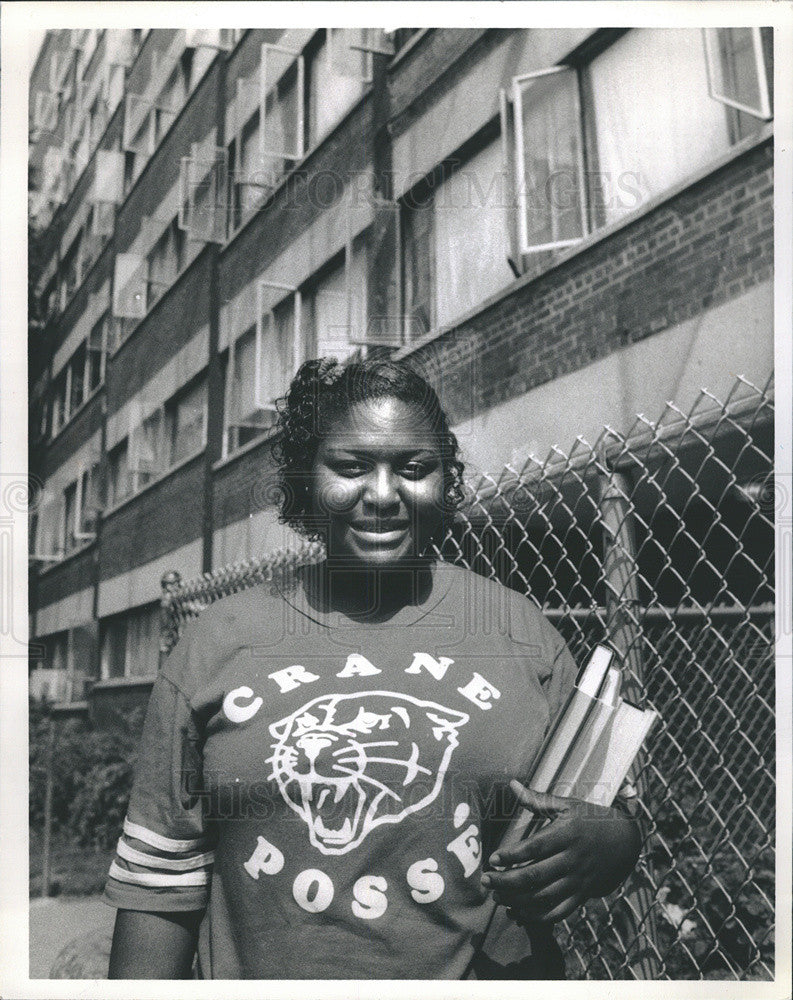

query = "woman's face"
(309, 396), (447, 567)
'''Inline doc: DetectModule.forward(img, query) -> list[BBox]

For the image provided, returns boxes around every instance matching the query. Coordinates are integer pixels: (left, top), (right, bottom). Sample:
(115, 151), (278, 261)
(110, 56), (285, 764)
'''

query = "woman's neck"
(301, 558), (436, 621)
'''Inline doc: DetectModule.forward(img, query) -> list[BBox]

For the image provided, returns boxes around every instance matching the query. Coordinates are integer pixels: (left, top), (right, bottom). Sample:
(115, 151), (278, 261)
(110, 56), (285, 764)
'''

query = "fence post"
(159, 570), (182, 669)
(40, 707), (56, 898)
(599, 462), (660, 979)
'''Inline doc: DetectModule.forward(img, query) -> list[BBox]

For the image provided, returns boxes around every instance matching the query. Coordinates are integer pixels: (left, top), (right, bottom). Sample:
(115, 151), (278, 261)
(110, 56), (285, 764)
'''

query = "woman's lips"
(350, 524), (410, 544)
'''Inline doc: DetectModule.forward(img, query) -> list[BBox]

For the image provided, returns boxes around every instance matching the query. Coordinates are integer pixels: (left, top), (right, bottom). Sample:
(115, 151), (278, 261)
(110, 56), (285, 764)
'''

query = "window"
(129, 408), (167, 488)
(225, 325), (278, 452)
(179, 147), (229, 243)
(503, 28), (773, 261)
(86, 313), (108, 392)
(165, 379), (207, 465)
(401, 140), (512, 340)
(100, 603), (160, 679)
(60, 233), (82, 307)
(147, 220), (180, 307)
(703, 27), (773, 141)
(310, 257), (365, 361)
(76, 464), (100, 538)
(108, 440), (132, 506)
(224, 288), (299, 455)
(51, 370), (69, 435)
(68, 342), (86, 414)
(63, 481), (77, 552)
(48, 313), (107, 438)
(308, 31), (367, 147)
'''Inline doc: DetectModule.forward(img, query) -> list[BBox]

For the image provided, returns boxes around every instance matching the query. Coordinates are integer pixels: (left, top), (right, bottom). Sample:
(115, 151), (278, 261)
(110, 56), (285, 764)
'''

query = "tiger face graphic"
(267, 692), (469, 855)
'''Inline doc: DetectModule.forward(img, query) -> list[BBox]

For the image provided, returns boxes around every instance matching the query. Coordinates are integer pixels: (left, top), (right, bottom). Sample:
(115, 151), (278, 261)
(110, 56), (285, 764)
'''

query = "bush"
(29, 701), (144, 851)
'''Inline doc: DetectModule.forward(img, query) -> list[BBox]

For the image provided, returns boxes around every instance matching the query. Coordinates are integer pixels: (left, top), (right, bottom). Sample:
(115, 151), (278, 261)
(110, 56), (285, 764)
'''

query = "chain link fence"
(161, 375), (775, 981)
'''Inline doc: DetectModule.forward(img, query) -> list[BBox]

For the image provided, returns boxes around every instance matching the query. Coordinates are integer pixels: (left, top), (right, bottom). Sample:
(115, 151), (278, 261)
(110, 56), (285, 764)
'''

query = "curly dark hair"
(270, 356), (466, 542)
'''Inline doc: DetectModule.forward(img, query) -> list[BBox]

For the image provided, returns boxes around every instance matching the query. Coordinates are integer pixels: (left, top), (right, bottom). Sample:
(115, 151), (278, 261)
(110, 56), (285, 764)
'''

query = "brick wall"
(407, 139), (773, 424)
(212, 439), (280, 530)
(100, 453), (205, 580)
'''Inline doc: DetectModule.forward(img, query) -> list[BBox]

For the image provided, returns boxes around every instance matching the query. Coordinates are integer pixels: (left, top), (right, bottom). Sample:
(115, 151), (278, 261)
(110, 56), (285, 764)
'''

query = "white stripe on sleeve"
(116, 838), (215, 872)
(108, 860), (210, 888)
(123, 817), (209, 853)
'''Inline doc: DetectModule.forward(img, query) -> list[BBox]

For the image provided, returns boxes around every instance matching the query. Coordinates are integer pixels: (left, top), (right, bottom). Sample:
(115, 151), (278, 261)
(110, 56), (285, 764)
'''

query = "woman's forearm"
(108, 909), (202, 979)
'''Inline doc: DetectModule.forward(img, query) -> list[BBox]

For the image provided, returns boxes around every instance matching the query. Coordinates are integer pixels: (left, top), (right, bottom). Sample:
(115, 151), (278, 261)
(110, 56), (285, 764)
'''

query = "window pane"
(170, 381), (206, 464)
(228, 326), (276, 450)
(260, 296), (296, 401)
(109, 441), (131, 504)
(590, 29), (732, 227)
(69, 343), (86, 412)
(434, 141), (512, 328)
(313, 264), (352, 361)
(125, 604), (160, 677)
(309, 33), (365, 146)
(262, 47), (302, 161)
(402, 196), (433, 340)
(87, 316), (106, 392)
(63, 482), (77, 551)
(101, 617), (127, 678)
(517, 67), (586, 250)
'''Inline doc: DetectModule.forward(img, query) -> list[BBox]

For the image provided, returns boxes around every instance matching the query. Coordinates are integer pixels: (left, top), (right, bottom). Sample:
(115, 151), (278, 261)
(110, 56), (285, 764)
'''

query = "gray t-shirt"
(104, 560), (578, 979)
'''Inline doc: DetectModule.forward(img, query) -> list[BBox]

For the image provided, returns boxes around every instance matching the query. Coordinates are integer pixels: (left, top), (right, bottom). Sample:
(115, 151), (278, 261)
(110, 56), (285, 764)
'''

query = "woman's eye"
(401, 462), (430, 479)
(334, 462), (370, 477)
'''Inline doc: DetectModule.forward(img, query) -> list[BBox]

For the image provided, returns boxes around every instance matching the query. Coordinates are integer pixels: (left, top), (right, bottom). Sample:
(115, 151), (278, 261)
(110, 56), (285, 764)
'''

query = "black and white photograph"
(1, 2), (791, 995)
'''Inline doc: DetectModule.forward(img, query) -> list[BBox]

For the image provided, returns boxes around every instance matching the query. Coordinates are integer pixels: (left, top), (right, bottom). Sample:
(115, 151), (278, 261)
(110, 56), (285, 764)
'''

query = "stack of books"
(502, 644), (659, 849)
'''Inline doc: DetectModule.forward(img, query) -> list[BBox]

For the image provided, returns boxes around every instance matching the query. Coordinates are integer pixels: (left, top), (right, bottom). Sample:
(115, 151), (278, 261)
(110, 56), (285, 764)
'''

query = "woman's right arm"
(108, 909), (202, 979)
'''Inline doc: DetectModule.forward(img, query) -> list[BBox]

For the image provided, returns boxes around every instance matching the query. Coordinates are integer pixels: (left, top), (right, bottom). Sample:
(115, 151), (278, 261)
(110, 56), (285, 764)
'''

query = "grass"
(30, 825), (115, 899)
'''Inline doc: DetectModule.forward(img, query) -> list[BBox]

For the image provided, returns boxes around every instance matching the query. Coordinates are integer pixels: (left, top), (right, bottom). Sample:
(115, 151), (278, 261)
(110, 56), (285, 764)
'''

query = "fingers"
(508, 780), (569, 819)
(489, 818), (571, 869)
(482, 852), (569, 896)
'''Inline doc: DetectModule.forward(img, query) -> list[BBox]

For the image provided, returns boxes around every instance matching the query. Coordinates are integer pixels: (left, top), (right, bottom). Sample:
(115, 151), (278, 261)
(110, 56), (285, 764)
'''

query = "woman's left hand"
(481, 780), (642, 925)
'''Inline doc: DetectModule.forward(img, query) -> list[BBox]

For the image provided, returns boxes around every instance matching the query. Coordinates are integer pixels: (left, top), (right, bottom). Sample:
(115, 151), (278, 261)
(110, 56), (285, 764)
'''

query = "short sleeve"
(104, 629), (213, 913)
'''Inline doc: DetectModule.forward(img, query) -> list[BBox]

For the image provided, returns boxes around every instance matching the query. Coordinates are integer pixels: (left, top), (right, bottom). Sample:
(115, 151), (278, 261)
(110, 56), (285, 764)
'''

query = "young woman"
(106, 357), (640, 979)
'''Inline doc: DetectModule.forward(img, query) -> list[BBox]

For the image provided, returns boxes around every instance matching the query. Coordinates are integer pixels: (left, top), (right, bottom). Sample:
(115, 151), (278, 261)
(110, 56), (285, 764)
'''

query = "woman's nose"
(363, 465), (399, 507)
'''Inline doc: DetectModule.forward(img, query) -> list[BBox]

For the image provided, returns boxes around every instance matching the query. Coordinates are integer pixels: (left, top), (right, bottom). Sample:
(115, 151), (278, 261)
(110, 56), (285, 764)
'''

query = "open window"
(179, 145), (229, 243)
(112, 252), (147, 319)
(185, 28), (235, 51)
(90, 149), (124, 236)
(511, 66), (589, 255)
(260, 42), (305, 164)
(703, 27), (772, 121)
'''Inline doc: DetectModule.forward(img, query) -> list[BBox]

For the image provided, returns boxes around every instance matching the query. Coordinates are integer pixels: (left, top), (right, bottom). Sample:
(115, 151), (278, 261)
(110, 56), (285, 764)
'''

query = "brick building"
(27, 27), (774, 712)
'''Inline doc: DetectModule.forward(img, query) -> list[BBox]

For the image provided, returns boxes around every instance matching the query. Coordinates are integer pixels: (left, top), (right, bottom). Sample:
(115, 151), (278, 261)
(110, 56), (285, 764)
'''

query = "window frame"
(702, 27), (773, 121)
